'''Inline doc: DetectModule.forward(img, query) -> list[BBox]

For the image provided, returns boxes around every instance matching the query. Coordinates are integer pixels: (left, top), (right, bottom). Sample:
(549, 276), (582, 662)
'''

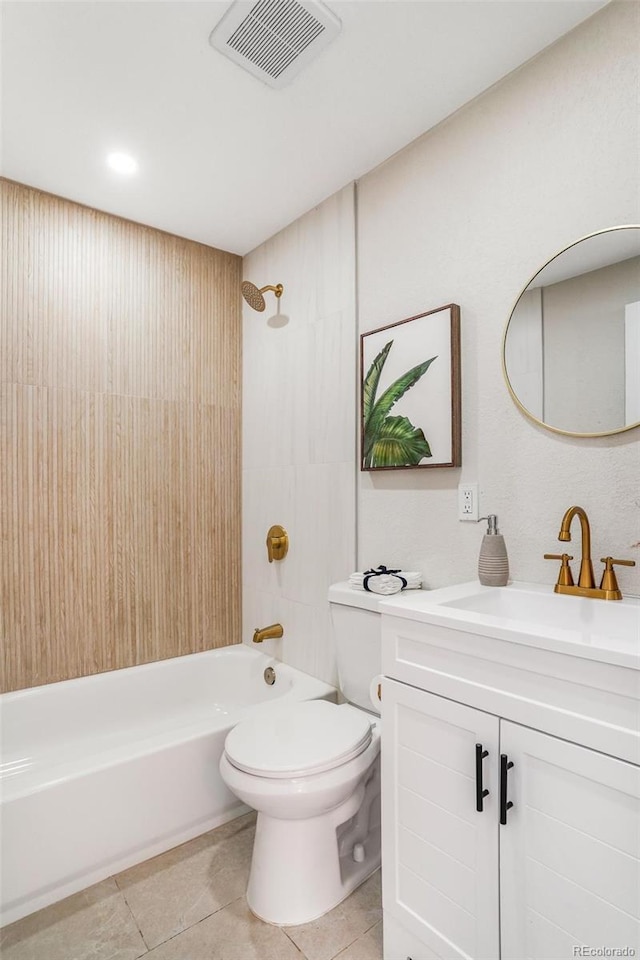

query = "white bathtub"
(0, 646), (335, 927)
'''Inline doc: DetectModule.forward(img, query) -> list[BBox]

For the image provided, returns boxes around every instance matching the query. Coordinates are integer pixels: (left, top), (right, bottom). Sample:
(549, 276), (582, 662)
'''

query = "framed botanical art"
(360, 303), (461, 470)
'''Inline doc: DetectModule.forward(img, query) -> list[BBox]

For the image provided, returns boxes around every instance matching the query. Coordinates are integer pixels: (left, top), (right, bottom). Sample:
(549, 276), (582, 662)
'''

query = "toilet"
(219, 582), (395, 926)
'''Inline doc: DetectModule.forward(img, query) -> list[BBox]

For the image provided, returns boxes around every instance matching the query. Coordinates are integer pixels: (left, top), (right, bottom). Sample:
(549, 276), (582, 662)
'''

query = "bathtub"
(0, 646), (335, 927)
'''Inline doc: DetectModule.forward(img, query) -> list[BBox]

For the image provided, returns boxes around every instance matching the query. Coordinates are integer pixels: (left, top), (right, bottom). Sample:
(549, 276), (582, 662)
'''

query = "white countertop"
(380, 580), (640, 670)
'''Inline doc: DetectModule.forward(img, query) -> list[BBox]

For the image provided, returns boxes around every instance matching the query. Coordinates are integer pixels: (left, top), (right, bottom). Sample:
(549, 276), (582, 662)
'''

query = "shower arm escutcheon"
(266, 525), (288, 563)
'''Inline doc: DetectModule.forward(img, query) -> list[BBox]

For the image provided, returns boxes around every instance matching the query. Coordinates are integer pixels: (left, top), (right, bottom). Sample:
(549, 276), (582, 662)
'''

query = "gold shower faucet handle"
(266, 525), (289, 563)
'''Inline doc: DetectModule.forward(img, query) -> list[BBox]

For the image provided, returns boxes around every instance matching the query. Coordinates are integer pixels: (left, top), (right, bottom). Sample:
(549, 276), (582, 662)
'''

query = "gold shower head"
(241, 281), (284, 312)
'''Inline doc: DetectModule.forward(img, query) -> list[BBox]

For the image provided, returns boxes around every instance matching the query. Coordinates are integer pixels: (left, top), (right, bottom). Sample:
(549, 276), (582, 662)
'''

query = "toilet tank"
(328, 582), (385, 714)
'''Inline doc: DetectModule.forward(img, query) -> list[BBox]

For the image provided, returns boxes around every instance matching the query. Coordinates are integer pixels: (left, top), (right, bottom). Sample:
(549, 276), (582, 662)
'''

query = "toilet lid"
(224, 700), (373, 779)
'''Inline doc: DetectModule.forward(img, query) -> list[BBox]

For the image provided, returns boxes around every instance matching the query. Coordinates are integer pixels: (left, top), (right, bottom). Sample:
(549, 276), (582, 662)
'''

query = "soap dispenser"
(478, 514), (509, 587)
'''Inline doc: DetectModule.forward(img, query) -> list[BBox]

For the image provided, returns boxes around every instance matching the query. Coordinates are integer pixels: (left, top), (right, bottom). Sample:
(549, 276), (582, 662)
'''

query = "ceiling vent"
(209, 0), (341, 89)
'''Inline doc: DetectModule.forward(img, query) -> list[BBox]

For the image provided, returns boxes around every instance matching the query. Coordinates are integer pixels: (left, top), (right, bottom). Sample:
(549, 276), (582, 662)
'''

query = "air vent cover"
(209, 0), (341, 89)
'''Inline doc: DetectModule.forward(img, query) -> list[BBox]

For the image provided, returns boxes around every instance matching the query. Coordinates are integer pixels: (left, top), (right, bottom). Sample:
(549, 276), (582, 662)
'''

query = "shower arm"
(261, 284), (283, 298)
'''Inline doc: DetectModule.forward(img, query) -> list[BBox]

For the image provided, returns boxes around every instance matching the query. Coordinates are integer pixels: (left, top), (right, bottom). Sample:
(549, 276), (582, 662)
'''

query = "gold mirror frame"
(502, 225), (640, 438)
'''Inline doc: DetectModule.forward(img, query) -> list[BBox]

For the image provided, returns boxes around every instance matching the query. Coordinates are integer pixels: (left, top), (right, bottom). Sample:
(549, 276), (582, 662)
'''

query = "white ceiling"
(0, 0), (607, 255)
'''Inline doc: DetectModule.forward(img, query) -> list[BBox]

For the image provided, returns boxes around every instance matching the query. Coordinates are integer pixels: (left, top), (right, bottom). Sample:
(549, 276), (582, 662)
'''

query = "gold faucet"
(253, 623), (283, 643)
(558, 505), (595, 589)
(544, 505), (635, 600)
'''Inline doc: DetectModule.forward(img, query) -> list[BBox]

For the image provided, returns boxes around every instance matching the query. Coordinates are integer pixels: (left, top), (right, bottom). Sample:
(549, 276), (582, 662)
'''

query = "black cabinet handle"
(475, 743), (489, 812)
(500, 753), (514, 825)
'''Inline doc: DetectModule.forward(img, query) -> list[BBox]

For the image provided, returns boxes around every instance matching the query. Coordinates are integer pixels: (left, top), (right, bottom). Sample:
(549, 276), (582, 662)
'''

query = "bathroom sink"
(440, 584), (638, 634)
(380, 580), (640, 669)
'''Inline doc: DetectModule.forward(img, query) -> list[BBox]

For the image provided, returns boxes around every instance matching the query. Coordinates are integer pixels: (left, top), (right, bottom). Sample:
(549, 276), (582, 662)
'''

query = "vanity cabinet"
(380, 610), (640, 960)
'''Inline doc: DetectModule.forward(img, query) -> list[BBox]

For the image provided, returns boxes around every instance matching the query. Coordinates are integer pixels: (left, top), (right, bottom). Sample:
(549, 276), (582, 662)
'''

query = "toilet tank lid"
(328, 582), (387, 611)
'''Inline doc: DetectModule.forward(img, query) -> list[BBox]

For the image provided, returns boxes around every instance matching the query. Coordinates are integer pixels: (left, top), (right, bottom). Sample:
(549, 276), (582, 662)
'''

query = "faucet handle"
(266, 525), (288, 563)
(599, 556), (636, 599)
(544, 553), (574, 587)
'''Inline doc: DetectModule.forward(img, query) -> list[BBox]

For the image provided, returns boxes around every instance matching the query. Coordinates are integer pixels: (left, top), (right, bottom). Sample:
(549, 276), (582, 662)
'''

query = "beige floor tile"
(284, 871), (382, 960)
(115, 812), (256, 950)
(0, 879), (146, 960)
(145, 898), (303, 960)
(334, 921), (383, 960)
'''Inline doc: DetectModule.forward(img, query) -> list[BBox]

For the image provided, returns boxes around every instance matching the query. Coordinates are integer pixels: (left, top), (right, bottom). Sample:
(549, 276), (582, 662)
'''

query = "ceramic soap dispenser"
(478, 514), (509, 587)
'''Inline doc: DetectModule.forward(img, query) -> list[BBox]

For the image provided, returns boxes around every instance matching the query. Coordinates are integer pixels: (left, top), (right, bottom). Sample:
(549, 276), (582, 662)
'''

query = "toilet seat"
(224, 700), (372, 779)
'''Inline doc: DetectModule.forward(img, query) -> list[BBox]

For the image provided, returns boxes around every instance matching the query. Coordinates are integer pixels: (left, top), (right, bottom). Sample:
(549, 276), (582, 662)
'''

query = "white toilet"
(219, 582), (392, 926)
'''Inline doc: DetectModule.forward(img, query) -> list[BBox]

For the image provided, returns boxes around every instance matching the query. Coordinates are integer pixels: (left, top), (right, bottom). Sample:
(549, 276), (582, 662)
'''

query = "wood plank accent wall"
(0, 180), (242, 692)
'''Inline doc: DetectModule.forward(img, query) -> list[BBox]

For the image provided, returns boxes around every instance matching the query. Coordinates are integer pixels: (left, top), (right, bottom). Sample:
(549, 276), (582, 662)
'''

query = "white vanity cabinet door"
(382, 679), (500, 960)
(500, 721), (640, 960)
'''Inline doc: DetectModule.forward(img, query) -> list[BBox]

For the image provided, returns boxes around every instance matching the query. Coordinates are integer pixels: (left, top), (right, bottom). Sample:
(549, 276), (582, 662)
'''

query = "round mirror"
(503, 225), (640, 437)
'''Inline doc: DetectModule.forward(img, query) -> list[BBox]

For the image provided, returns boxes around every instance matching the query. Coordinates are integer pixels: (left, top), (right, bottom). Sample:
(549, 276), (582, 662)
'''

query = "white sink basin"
(381, 580), (640, 669)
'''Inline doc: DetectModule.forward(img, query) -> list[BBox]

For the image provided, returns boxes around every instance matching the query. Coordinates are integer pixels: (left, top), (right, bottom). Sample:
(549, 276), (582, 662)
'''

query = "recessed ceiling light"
(106, 152), (138, 175)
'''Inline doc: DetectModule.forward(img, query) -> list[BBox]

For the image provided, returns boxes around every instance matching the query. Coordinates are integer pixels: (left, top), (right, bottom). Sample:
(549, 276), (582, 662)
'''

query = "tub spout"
(253, 624), (283, 643)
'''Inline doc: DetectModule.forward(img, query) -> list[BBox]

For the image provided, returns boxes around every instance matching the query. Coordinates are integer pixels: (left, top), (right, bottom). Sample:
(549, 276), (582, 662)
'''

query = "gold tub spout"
(558, 505), (595, 589)
(253, 623), (284, 643)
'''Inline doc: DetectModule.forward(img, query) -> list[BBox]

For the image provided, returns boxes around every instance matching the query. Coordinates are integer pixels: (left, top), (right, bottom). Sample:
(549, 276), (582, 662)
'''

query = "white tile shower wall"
(242, 185), (357, 686)
(356, 1), (640, 595)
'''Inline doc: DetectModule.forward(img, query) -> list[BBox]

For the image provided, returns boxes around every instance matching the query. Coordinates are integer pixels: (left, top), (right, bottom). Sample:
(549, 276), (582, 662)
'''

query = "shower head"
(241, 281), (284, 312)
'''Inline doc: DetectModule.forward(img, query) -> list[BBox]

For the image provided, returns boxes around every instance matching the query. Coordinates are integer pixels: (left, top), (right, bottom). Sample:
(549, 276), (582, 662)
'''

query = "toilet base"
(246, 762), (381, 926)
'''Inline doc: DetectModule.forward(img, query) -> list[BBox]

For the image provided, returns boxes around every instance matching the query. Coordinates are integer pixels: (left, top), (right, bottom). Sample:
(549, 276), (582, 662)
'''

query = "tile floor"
(1, 813), (383, 960)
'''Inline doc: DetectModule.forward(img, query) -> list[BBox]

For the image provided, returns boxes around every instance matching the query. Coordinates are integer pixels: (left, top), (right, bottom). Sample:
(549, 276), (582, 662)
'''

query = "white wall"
(357, 1), (640, 597)
(242, 185), (357, 686)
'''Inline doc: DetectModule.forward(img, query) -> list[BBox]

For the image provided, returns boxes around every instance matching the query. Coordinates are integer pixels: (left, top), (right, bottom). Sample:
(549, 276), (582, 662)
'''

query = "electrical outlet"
(458, 482), (479, 521)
